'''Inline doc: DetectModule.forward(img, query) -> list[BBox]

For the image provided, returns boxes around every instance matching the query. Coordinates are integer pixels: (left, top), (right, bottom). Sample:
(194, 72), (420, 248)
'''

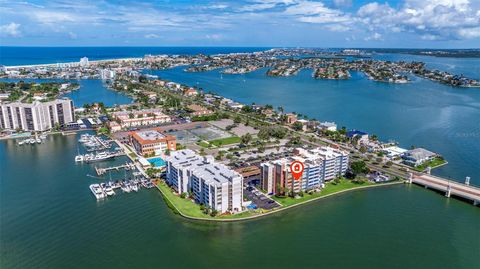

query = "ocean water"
(0, 47), (270, 66)
(1, 47), (479, 269)
(1, 133), (479, 269)
(153, 66), (480, 185)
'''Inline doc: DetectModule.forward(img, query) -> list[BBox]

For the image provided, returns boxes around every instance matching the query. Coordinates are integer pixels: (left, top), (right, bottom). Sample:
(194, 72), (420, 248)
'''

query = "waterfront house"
(346, 130), (369, 144)
(285, 113), (297, 124)
(319, 121), (337, 132)
(402, 148), (437, 167)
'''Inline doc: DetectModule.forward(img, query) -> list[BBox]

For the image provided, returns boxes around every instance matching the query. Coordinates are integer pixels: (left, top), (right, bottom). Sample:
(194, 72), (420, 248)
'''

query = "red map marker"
(290, 160), (304, 181)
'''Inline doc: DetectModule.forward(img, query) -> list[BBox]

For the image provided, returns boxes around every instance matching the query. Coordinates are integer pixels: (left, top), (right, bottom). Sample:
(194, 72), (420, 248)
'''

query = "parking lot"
(244, 184), (280, 210)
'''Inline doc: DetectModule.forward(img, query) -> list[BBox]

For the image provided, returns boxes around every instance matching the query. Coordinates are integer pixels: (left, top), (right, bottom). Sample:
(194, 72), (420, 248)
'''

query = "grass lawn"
(271, 179), (373, 207)
(413, 157), (447, 172)
(209, 136), (241, 147)
(197, 141), (211, 148)
(156, 181), (259, 220)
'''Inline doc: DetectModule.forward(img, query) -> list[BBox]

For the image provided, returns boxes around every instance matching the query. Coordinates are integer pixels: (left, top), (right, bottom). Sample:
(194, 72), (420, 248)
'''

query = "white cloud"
(144, 33), (160, 39)
(285, 1), (352, 26)
(364, 32), (382, 41)
(0, 22), (21, 37)
(205, 34), (223, 40)
(357, 0), (480, 40)
(458, 27), (480, 38)
(68, 32), (77, 39)
(239, 0), (296, 12)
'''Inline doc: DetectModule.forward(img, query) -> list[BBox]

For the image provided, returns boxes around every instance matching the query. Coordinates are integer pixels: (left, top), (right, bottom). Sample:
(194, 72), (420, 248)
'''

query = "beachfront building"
(130, 129), (176, 157)
(402, 148), (437, 167)
(0, 98), (75, 131)
(112, 108), (171, 130)
(166, 149), (243, 213)
(261, 147), (349, 195)
(285, 113), (297, 124)
(346, 130), (369, 144)
(319, 121), (337, 132)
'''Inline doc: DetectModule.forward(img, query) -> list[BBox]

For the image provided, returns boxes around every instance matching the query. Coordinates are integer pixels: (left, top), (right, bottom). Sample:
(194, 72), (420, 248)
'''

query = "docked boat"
(131, 184), (139, 192)
(104, 185), (115, 196)
(75, 155), (84, 162)
(78, 134), (92, 143)
(86, 152), (115, 163)
(122, 181), (131, 193)
(89, 184), (106, 199)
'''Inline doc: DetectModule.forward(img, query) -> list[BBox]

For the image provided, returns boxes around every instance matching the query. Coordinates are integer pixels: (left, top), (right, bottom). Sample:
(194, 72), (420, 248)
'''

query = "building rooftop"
(130, 128), (176, 145)
(346, 130), (368, 138)
(136, 130), (165, 141)
(168, 149), (241, 185)
(404, 148), (436, 160)
(263, 147), (349, 168)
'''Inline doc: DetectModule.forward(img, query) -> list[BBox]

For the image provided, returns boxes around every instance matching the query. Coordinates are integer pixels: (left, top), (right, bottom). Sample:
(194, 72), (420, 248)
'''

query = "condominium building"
(130, 129), (176, 156)
(0, 98), (75, 131)
(112, 108), (171, 130)
(261, 147), (349, 195)
(166, 149), (243, 213)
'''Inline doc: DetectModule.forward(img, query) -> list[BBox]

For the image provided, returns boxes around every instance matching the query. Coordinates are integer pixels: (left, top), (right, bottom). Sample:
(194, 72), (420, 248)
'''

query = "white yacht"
(89, 184), (106, 199)
(131, 184), (139, 192)
(104, 185), (115, 196)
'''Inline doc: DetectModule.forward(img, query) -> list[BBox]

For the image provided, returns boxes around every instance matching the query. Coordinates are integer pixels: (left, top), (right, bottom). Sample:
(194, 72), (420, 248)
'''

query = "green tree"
(350, 161), (370, 176)
(241, 133), (252, 145)
(359, 146), (368, 154)
(292, 122), (304, 131)
(233, 115), (242, 124)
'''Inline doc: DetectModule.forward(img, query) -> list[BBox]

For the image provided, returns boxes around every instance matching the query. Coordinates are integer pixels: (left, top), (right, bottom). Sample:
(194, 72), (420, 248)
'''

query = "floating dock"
(95, 162), (136, 175)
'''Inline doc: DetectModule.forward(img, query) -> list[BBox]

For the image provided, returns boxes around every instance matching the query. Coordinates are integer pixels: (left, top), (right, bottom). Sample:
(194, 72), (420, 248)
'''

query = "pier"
(95, 162), (136, 175)
(408, 172), (480, 206)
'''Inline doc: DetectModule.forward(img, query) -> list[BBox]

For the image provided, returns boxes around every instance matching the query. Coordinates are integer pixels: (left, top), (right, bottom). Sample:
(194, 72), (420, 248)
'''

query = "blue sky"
(0, 0), (479, 48)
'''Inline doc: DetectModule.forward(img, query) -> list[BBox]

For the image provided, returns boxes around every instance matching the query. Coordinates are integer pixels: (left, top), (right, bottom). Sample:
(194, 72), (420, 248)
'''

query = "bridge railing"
(413, 172), (480, 190)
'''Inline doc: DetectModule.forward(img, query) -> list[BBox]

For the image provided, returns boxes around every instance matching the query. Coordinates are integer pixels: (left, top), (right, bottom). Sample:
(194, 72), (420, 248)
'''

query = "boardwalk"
(409, 173), (480, 205)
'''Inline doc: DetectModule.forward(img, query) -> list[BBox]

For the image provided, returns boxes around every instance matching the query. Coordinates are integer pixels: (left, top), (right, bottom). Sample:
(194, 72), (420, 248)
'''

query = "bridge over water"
(409, 172), (480, 206)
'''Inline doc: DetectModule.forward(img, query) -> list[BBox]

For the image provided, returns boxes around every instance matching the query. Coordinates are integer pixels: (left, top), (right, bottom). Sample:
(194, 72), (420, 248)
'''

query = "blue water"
(147, 157), (166, 167)
(0, 78), (132, 107)
(0, 47), (270, 66)
(2, 47), (479, 184)
(153, 66), (480, 185)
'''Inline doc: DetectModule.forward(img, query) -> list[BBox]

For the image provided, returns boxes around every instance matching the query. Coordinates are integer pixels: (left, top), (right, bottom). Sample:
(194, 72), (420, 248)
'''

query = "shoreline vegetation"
(155, 179), (404, 222)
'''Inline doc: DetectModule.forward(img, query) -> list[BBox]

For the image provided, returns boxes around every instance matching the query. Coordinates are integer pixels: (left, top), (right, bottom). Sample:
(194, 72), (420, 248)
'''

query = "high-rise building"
(261, 147), (349, 195)
(165, 149), (243, 213)
(0, 98), (75, 131)
(79, 57), (89, 67)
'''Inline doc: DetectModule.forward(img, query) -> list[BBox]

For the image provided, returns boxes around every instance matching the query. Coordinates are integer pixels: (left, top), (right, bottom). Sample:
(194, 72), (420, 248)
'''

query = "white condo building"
(261, 147), (349, 195)
(166, 149), (243, 213)
(0, 98), (75, 131)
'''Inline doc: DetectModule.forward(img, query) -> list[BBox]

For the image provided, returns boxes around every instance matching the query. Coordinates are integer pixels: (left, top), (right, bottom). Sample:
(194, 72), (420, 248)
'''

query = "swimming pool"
(147, 157), (166, 167)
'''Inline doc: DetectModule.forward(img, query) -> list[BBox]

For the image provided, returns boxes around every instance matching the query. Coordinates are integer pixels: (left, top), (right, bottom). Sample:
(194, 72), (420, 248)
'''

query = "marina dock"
(95, 162), (136, 175)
